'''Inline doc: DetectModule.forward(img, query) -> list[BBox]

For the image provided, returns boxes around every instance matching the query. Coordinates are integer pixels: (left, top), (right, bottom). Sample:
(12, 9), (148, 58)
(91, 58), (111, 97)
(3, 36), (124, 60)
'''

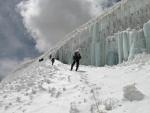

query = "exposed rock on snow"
(103, 98), (119, 111)
(123, 84), (145, 101)
(69, 102), (80, 113)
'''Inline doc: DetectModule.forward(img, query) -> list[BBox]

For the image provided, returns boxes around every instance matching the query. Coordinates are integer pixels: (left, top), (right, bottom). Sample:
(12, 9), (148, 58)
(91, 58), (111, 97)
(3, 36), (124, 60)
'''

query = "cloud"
(0, 57), (33, 80)
(0, 58), (20, 78)
(18, 0), (99, 52)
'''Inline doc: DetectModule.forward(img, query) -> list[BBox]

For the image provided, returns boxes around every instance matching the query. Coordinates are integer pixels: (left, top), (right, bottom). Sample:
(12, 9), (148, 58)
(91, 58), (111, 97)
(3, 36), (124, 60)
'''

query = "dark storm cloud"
(0, 0), (38, 58)
(0, 0), (39, 78)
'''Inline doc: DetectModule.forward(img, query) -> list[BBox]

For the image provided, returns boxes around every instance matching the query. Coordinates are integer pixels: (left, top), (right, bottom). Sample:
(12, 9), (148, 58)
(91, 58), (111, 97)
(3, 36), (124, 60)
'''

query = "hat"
(75, 48), (81, 52)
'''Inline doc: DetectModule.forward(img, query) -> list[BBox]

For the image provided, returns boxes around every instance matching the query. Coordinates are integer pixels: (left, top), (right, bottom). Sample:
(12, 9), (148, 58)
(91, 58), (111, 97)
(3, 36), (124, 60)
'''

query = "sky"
(0, 0), (121, 79)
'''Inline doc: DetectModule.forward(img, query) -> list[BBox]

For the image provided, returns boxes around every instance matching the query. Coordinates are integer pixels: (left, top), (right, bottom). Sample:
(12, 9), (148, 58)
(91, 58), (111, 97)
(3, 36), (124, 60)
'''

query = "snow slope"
(0, 53), (150, 113)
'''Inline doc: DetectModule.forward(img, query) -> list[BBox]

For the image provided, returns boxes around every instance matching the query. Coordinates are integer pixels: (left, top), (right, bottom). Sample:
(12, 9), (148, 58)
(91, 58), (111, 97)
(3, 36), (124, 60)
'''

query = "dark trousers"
(71, 60), (79, 71)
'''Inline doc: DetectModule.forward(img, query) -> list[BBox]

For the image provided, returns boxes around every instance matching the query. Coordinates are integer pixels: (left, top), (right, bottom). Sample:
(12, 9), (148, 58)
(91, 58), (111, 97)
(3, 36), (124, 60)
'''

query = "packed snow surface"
(0, 54), (150, 113)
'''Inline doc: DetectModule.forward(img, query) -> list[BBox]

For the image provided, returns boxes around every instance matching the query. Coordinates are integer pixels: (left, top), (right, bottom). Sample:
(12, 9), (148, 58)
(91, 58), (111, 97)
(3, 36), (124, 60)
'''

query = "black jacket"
(73, 51), (81, 61)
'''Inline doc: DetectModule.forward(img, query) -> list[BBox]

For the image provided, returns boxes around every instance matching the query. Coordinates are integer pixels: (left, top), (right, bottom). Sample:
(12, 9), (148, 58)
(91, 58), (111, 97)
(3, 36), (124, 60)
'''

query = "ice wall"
(45, 0), (150, 66)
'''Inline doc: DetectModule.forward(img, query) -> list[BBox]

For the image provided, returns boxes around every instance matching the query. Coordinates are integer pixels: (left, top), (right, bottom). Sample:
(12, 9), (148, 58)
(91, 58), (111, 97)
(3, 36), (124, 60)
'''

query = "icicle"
(123, 31), (129, 61)
(117, 33), (124, 63)
(143, 21), (150, 53)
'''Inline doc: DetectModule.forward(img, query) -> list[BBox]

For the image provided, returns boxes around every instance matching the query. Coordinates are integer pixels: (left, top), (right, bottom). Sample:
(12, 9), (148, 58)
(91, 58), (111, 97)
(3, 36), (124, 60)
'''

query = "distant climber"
(71, 48), (81, 71)
(49, 54), (55, 65)
(39, 58), (44, 62)
(49, 54), (52, 59)
(51, 57), (55, 65)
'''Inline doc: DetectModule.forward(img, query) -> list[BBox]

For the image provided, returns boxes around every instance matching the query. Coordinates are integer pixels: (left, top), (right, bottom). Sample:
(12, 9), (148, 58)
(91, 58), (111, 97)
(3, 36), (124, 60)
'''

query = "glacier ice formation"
(45, 0), (150, 66)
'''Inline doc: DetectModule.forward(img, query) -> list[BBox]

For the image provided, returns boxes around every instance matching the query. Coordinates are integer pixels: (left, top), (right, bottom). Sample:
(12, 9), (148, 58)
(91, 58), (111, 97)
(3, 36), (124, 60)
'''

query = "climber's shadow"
(77, 70), (86, 73)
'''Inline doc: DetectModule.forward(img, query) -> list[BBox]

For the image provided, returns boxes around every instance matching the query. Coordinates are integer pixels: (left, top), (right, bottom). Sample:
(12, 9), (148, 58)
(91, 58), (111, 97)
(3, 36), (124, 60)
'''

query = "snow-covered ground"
(0, 53), (150, 113)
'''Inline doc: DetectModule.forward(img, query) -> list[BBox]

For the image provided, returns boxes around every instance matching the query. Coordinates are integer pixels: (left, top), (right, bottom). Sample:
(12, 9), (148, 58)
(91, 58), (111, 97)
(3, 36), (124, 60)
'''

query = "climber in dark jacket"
(49, 54), (55, 65)
(71, 49), (81, 71)
(51, 57), (55, 65)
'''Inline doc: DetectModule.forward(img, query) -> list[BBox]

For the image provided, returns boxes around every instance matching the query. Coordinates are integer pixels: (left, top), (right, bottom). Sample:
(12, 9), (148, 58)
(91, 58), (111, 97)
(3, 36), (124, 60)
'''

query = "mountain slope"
(0, 54), (150, 113)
